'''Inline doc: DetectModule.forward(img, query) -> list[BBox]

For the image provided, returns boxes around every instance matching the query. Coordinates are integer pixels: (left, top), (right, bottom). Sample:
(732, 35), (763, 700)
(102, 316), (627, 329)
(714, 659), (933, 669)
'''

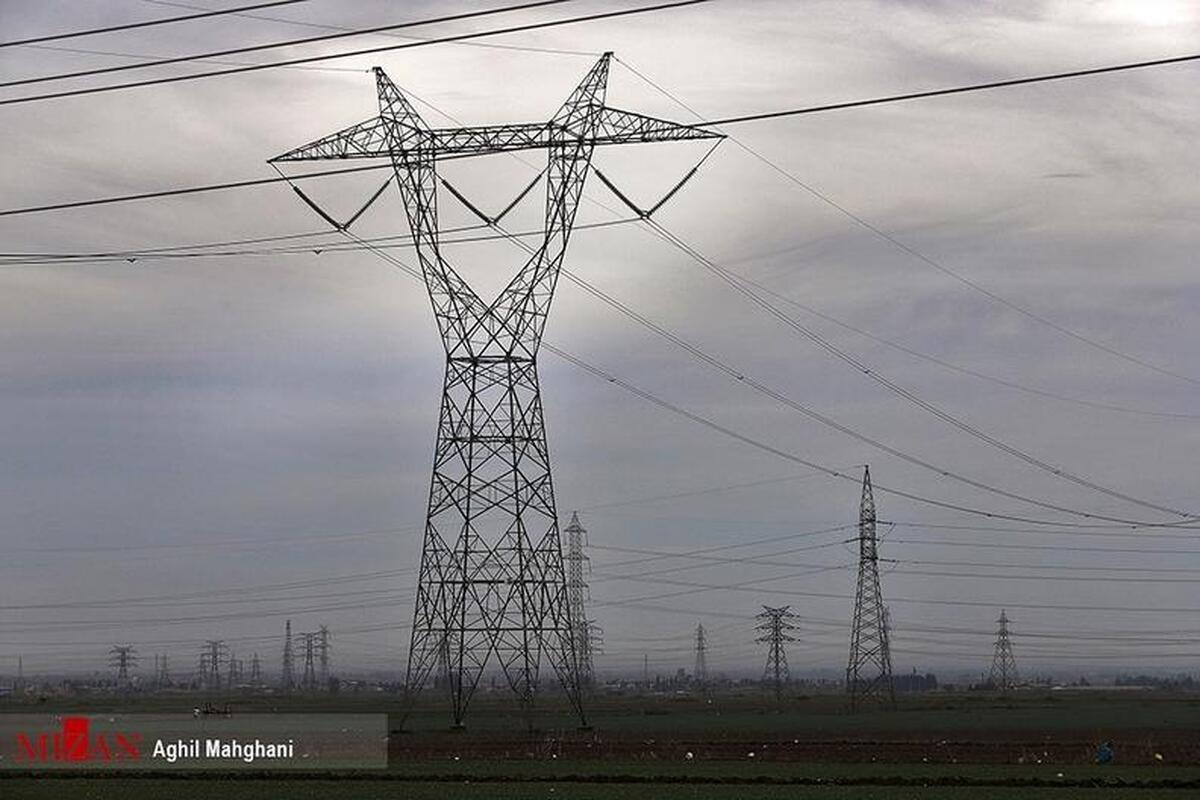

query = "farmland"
(3, 688), (1198, 798)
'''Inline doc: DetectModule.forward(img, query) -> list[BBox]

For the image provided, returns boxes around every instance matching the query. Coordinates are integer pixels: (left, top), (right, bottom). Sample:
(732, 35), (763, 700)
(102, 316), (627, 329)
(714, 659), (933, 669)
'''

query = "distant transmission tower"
(846, 466), (896, 709)
(109, 645), (137, 688)
(317, 625), (331, 688)
(202, 640), (226, 692)
(693, 623), (709, 689)
(250, 653), (262, 687)
(156, 654), (168, 689)
(271, 52), (720, 728)
(299, 632), (317, 692)
(989, 610), (1020, 691)
(565, 512), (596, 690)
(755, 606), (796, 700)
(281, 619), (294, 692)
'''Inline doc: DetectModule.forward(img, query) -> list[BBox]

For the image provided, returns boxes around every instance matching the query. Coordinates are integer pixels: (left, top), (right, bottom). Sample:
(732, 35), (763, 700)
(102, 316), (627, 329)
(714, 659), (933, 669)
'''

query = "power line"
(0, 44), (1190, 218)
(427, 149), (1192, 528)
(0, 0), (309, 49)
(0, 0), (707, 107)
(616, 56), (1200, 389)
(642, 218), (1195, 521)
(0, 0), (576, 89)
(141, 0), (604, 58)
(701, 52), (1200, 127)
(345, 231), (1144, 529)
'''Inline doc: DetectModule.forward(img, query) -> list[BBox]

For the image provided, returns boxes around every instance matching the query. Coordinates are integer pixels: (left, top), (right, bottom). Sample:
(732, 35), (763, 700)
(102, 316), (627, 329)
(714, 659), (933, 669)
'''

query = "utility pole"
(755, 606), (796, 702)
(108, 645), (137, 689)
(15, 656), (24, 694)
(317, 625), (331, 688)
(989, 610), (1019, 692)
(846, 466), (896, 709)
(693, 623), (709, 690)
(281, 619), (294, 693)
(271, 52), (720, 729)
(158, 654), (169, 689)
(564, 512), (596, 691)
(250, 653), (262, 688)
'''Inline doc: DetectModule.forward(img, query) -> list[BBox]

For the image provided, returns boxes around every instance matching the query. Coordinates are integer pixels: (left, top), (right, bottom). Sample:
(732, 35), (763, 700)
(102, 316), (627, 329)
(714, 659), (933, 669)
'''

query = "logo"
(15, 716), (142, 763)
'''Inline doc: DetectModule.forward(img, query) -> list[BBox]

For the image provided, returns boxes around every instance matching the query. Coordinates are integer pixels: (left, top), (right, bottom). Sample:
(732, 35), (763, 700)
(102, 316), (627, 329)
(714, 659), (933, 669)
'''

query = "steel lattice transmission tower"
(299, 632), (317, 692)
(317, 625), (331, 688)
(693, 623), (708, 689)
(202, 640), (226, 692)
(564, 511), (596, 690)
(271, 53), (720, 727)
(109, 645), (137, 688)
(250, 653), (263, 688)
(846, 466), (896, 709)
(281, 619), (295, 692)
(988, 609), (1019, 691)
(755, 606), (796, 701)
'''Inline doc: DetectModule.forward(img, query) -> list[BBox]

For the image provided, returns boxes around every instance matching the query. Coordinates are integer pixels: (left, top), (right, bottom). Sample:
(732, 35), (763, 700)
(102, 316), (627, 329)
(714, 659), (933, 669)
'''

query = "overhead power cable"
(642, 218), (1195, 521)
(701, 52), (1200, 126)
(0, 0), (708, 106)
(616, 56), (1200, 390)
(0, 0), (576, 89)
(141, 0), (604, 58)
(1, 45), (1192, 216)
(336, 224), (1190, 530)
(0, 0), (309, 49)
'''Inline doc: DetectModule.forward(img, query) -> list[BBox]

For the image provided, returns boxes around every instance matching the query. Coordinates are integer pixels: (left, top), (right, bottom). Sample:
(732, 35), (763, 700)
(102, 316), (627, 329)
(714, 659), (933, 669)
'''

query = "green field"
(4, 689), (1198, 798)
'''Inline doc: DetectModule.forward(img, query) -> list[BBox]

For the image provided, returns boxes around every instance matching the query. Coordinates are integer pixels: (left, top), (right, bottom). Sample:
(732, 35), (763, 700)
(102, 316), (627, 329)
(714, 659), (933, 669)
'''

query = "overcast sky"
(0, 0), (1198, 684)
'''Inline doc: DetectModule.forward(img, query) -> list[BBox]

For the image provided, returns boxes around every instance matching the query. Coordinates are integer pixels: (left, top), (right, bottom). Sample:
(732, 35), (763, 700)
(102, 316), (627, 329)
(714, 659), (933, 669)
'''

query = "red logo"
(15, 716), (142, 763)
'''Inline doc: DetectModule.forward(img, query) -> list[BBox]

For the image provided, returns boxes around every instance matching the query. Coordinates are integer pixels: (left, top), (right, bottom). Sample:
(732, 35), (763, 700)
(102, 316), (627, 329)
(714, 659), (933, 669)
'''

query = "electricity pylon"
(317, 625), (331, 687)
(271, 52), (721, 728)
(281, 619), (294, 692)
(202, 640), (226, 692)
(564, 511), (595, 690)
(299, 632), (317, 692)
(109, 645), (137, 688)
(989, 609), (1019, 691)
(250, 653), (262, 687)
(846, 466), (896, 709)
(693, 623), (708, 690)
(755, 606), (796, 701)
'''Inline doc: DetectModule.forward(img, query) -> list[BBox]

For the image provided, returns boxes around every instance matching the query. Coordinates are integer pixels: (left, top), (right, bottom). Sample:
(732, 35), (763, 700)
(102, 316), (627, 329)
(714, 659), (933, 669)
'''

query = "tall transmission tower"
(15, 656), (24, 694)
(693, 623), (709, 690)
(846, 466), (896, 709)
(109, 645), (137, 688)
(299, 632), (317, 692)
(157, 654), (169, 689)
(202, 640), (226, 692)
(755, 606), (796, 701)
(989, 609), (1020, 691)
(281, 619), (294, 692)
(250, 653), (263, 688)
(227, 651), (243, 687)
(564, 511), (595, 690)
(317, 625), (331, 687)
(271, 52), (720, 728)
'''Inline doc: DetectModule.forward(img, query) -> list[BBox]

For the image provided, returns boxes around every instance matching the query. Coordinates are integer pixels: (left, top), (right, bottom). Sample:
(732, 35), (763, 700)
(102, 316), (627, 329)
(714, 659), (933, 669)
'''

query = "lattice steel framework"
(693, 623), (708, 689)
(281, 619), (295, 693)
(272, 52), (720, 727)
(989, 609), (1019, 691)
(755, 605), (796, 701)
(846, 465), (896, 709)
(564, 511), (595, 690)
(109, 645), (137, 687)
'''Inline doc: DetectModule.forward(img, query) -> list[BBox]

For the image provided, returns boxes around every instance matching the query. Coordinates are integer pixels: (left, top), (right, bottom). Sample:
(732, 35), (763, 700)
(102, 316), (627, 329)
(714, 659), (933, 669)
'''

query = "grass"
(1, 779), (1194, 799)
